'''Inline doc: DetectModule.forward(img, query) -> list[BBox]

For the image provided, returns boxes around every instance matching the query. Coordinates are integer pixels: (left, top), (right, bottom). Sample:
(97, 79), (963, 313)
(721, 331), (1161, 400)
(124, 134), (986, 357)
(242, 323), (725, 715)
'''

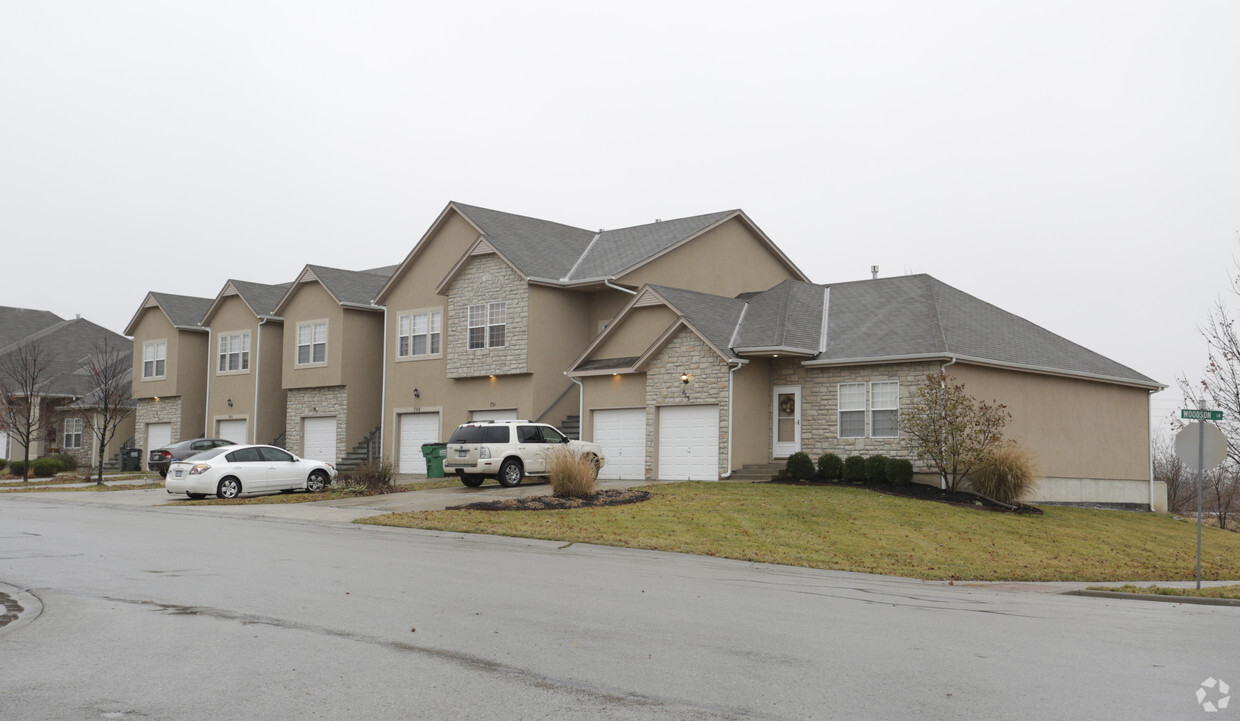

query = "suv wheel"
(460, 474), (485, 488)
(497, 459), (524, 487)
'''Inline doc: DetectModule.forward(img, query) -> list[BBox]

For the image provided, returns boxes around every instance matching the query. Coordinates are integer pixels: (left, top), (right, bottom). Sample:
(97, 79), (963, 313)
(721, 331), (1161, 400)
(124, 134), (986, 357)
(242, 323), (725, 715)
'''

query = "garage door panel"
(658, 405), (719, 481)
(218, 419), (247, 445)
(594, 408), (645, 480)
(302, 417), (337, 464)
(146, 423), (172, 470)
(398, 412), (441, 475)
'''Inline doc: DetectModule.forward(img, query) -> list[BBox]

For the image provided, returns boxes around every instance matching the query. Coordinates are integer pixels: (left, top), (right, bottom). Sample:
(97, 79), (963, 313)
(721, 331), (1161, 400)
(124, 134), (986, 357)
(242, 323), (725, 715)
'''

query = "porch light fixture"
(681, 372), (690, 385)
(227, 398), (233, 408)
(413, 388), (420, 399)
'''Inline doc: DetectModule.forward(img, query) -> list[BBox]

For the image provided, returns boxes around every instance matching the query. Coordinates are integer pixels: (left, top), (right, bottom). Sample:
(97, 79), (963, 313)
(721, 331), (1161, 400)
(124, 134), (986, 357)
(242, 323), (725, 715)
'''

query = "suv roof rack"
(471, 419), (532, 424)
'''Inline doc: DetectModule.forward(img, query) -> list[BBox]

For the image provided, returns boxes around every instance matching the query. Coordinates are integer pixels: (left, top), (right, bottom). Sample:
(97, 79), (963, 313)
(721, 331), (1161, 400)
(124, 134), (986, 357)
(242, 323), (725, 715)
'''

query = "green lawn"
(358, 482), (1240, 582)
(1087, 584), (1240, 599)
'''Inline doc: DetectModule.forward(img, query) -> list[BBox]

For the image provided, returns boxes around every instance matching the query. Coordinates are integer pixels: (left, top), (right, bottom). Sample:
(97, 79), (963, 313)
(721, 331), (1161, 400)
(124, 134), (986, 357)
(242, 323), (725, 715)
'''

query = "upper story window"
(398, 310), (442, 358)
(296, 321), (327, 366)
(838, 383), (866, 438)
(63, 417), (83, 449)
(468, 302), (506, 350)
(217, 332), (250, 373)
(142, 341), (166, 379)
(870, 381), (900, 438)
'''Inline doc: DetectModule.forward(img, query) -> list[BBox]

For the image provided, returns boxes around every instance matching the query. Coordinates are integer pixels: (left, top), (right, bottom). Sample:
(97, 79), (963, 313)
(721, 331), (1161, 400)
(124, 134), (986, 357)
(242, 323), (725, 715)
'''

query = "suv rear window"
(448, 425), (510, 444)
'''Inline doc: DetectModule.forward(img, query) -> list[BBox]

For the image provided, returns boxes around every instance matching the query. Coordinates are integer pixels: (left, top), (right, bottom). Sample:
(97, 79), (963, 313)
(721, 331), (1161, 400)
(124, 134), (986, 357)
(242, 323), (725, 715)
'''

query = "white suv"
(445, 420), (603, 488)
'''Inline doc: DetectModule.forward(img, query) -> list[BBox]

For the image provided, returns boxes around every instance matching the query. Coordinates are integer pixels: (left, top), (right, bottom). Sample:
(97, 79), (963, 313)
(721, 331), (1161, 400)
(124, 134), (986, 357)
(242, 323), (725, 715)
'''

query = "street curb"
(1066, 589), (1240, 607)
(0, 582), (43, 635)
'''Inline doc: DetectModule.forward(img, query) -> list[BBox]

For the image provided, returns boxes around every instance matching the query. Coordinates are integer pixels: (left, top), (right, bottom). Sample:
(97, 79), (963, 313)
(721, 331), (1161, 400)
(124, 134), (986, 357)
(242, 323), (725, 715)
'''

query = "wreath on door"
(779, 396), (795, 415)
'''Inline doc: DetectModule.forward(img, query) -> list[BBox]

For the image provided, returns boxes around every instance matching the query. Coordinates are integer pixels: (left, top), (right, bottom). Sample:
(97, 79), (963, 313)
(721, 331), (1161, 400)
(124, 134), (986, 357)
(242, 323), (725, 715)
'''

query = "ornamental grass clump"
(967, 444), (1038, 505)
(545, 445), (603, 498)
(341, 461), (396, 496)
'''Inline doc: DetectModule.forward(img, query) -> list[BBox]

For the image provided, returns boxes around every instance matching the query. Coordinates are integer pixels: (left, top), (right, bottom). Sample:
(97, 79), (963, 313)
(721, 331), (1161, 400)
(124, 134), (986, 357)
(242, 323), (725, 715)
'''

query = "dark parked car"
(149, 438), (237, 477)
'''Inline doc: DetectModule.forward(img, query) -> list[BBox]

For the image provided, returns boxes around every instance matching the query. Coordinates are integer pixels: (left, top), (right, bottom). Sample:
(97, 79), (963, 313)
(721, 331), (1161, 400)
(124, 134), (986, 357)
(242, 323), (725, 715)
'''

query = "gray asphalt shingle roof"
(307, 264), (397, 308)
(568, 211), (737, 281)
(732, 280), (826, 354)
(148, 293), (213, 329)
(647, 286), (749, 359)
(0, 306), (63, 349)
(225, 281), (289, 320)
(1, 318), (133, 397)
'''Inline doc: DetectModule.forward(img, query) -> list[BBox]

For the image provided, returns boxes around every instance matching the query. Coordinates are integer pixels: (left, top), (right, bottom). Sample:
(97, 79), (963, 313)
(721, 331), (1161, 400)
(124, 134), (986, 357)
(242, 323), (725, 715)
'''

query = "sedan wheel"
(306, 470), (328, 493)
(158, 469), (168, 479)
(216, 478), (241, 499)
(497, 460), (524, 487)
(187, 493), (206, 499)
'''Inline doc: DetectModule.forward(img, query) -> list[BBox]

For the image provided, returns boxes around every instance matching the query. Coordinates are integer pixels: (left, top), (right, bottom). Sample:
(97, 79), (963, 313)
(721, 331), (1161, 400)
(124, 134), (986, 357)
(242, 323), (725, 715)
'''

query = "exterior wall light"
(681, 372), (690, 385)
(413, 388), (420, 398)
(227, 398), (233, 408)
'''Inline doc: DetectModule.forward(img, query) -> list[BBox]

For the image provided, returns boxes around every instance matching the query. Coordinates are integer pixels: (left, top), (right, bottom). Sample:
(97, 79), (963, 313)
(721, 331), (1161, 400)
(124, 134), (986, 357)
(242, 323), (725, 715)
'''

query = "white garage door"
(398, 412), (441, 474)
(0, 430), (8, 459)
(217, 419), (248, 445)
(593, 408), (646, 480)
(658, 405), (719, 481)
(146, 422), (172, 470)
(302, 417), (337, 463)
(471, 409), (518, 422)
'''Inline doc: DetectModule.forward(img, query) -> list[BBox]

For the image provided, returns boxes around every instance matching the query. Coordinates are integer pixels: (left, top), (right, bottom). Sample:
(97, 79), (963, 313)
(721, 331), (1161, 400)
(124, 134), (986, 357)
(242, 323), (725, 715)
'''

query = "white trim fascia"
(802, 352), (1166, 390)
(340, 302), (384, 312)
(567, 367), (640, 378)
(734, 345), (817, 357)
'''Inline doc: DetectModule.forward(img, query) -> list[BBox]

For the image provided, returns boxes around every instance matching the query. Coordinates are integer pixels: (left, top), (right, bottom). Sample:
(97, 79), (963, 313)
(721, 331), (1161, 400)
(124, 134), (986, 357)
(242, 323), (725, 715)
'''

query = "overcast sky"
(3, 1), (1237, 432)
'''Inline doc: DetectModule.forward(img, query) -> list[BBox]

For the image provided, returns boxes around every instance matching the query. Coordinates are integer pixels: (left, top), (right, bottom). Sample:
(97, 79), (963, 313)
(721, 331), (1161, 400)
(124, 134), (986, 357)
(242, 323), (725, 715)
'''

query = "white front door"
(217, 419), (248, 445)
(658, 405), (719, 481)
(773, 385), (801, 458)
(593, 408), (646, 480)
(398, 412), (441, 474)
(302, 417), (337, 464)
(471, 409), (517, 422)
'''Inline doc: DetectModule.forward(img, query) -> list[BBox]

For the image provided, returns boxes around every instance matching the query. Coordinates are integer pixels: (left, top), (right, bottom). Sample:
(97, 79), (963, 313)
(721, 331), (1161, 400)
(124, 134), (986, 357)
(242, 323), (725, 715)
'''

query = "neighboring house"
(200, 279), (290, 447)
(567, 275), (1166, 508)
(373, 202), (807, 474)
(0, 309), (135, 469)
(272, 264), (396, 465)
(124, 292), (213, 469)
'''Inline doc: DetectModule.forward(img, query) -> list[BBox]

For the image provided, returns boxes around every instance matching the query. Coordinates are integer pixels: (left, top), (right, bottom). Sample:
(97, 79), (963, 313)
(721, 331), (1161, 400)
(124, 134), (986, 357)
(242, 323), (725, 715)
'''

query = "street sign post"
(1175, 414), (1228, 589)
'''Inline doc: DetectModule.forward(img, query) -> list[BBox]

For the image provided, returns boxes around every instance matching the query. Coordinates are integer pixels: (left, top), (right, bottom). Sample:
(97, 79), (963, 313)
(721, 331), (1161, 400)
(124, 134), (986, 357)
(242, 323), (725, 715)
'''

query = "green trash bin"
(123, 448), (143, 472)
(421, 442), (447, 478)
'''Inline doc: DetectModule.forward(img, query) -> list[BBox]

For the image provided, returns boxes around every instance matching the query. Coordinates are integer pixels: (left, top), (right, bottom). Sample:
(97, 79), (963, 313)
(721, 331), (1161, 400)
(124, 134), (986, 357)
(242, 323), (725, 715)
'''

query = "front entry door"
(773, 386), (801, 458)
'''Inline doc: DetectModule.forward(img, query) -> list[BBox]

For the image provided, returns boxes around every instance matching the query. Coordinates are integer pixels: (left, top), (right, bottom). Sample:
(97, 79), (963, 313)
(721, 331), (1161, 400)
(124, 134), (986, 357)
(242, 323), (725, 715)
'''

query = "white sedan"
(165, 444), (337, 499)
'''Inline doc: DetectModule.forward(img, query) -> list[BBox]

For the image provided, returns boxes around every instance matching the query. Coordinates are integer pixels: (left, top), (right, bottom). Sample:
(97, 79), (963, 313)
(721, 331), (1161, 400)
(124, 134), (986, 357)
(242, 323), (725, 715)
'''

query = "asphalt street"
(1, 489), (1236, 720)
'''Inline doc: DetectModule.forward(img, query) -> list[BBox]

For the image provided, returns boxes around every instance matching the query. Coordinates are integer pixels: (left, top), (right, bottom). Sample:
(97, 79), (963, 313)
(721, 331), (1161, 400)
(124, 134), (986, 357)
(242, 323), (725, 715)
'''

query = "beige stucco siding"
(580, 374), (647, 439)
(129, 310), (208, 414)
(254, 321), (285, 445)
(588, 305), (678, 362)
(340, 308), (384, 449)
(619, 218), (800, 295)
(282, 283), (345, 390)
(950, 364), (1152, 482)
(206, 297), (260, 443)
(731, 358), (771, 469)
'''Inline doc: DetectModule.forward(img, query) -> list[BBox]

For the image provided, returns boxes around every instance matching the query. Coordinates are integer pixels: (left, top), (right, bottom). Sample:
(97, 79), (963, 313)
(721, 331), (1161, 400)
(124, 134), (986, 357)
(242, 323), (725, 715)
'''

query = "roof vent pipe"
(871, 266), (879, 280)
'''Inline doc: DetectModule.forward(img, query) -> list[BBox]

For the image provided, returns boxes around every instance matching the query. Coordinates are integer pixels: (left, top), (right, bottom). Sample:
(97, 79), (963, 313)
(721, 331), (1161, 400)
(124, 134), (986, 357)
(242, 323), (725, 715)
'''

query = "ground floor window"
(63, 417), (84, 449)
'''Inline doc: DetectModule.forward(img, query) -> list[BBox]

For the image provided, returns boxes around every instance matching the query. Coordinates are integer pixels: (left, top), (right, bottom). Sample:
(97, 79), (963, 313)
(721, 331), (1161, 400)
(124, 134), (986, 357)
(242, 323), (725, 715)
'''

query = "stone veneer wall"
(770, 359), (940, 471)
(446, 254), (528, 379)
(134, 396), (182, 470)
(285, 386), (348, 462)
(644, 331), (731, 479)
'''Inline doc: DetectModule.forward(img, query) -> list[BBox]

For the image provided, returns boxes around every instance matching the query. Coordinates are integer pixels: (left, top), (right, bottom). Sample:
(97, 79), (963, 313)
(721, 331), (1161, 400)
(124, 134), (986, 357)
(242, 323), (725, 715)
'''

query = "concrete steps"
(726, 463), (784, 482)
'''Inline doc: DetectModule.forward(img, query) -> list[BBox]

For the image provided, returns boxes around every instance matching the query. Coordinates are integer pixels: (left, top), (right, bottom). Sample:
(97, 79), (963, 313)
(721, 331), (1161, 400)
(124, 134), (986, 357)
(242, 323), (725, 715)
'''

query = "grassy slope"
(359, 483), (1240, 582)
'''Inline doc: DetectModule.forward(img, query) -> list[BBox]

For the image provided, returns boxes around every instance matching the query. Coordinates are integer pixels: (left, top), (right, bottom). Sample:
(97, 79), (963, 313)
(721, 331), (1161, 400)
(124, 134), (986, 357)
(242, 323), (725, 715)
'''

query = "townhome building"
(200, 279), (289, 446)
(124, 293), (213, 468)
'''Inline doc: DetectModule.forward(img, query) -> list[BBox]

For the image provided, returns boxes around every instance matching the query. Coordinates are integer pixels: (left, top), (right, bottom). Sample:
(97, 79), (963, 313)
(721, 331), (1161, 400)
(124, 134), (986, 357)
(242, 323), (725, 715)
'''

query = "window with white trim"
(63, 417), (83, 449)
(142, 341), (166, 379)
(217, 332), (250, 373)
(468, 302), (506, 350)
(870, 381), (899, 438)
(398, 310), (442, 358)
(838, 383), (866, 438)
(296, 321), (327, 365)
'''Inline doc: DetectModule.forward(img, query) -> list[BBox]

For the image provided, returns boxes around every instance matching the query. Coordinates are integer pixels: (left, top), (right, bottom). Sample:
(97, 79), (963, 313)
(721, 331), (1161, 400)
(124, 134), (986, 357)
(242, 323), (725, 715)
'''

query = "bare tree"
(1152, 431), (1194, 513)
(0, 339), (58, 481)
(900, 371), (1011, 492)
(74, 337), (134, 485)
(1178, 252), (1240, 467)
(1201, 463), (1240, 531)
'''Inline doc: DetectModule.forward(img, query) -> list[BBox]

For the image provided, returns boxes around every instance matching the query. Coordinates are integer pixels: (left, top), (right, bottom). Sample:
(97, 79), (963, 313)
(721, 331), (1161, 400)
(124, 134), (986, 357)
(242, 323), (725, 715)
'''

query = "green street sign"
(1181, 409), (1223, 421)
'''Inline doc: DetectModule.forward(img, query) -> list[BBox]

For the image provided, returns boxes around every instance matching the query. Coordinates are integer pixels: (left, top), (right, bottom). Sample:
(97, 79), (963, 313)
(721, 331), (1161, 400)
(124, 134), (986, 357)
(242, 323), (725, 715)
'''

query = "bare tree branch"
(0, 339), (58, 481)
(899, 371), (1011, 492)
(73, 337), (134, 485)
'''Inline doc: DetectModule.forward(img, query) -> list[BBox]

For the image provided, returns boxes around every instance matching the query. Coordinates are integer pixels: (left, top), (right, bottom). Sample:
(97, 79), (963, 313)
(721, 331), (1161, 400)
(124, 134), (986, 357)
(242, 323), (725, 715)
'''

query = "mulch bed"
(448, 488), (653, 511)
(767, 477), (1043, 514)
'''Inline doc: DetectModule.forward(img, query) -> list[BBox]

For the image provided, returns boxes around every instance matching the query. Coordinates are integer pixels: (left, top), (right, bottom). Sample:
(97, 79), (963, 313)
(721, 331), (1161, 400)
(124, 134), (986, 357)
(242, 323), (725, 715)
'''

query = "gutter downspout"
(253, 319), (266, 444)
(1148, 389), (1156, 511)
(204, 328), (213, 437)
(565, 372), (584, 439)
(380, 308), (389, 459)
(939, 357), (958, 490)
(720, 360), (744, 479)
(605, 277), (637, 295)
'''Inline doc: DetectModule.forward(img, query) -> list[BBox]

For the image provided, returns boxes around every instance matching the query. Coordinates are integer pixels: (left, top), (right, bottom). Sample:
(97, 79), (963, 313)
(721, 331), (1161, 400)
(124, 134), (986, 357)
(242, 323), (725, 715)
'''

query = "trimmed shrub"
(865, 455), (889, 483)
(817, 453), (843, 481)
(886, 458), (914, 485)
(31, 457), (65, 478)
(545, 445), (602, 498)
(9, 460), (25, 476)
(0, 458), (7, 473)
(967, 444), (1038, 505)
(785, 452), (814, 480)
(51, 453), (78, 472)
(843, 455), (867, 482)
(341, 461), (396, 495)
